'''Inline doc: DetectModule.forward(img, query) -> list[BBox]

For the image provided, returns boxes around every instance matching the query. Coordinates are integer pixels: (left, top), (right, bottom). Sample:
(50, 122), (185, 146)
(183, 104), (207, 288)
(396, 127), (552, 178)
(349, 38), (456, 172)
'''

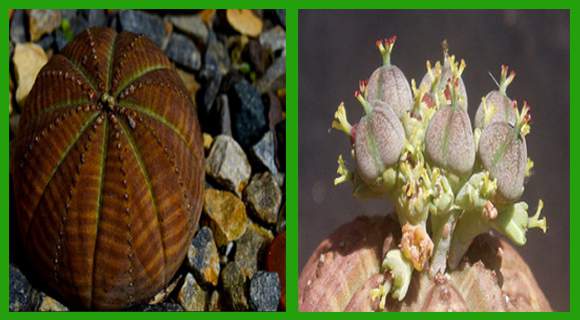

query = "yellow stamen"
(331, 102), (352, 136)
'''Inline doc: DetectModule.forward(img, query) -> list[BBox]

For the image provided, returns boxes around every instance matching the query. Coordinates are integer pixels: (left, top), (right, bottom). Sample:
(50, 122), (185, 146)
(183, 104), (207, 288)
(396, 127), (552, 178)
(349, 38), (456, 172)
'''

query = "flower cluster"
(331, 36), (546, 307)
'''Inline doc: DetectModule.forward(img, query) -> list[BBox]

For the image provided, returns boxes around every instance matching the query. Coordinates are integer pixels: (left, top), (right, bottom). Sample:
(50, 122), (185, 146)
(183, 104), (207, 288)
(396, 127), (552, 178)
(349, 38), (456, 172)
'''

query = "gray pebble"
(165, 32), (201, 71)
(177, 273), (207, 311)
(235, 223), (273, 279)
(252, 130), (278, 175)
(10, 10), (27, 43)
(10, 264), (40, 311)
(168, 15), (208, 44)
(187, 227), (220, 287)
(244, 172), (282, 224)
(206, 135), (251, 197)
(259, 26), (286, 53)
(221, 262), (248, 311)
(119, 10), (166, 48)
(249, 271), (281, 311)
(256, 56), (286, 93)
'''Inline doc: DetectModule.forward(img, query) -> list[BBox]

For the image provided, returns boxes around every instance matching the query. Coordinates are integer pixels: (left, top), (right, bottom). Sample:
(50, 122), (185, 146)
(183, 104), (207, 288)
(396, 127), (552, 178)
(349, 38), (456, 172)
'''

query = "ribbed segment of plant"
(330, 37), (546, 306)
(13, 28), (204, 310)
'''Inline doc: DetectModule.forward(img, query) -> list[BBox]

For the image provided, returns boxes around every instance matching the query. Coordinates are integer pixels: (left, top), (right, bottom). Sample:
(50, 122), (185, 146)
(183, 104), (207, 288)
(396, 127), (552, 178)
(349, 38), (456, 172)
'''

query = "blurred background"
(299, 10), (569, 311)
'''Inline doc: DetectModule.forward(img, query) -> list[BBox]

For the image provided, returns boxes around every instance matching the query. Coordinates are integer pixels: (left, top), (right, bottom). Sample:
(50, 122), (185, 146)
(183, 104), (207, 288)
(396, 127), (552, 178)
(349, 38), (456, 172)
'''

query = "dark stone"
(219, 72), (244, 99)
(201, 32), (230, 79)
(252, 130), (278, 175)
(130, 302), (184, 311)
(221, 262), (248, 311)
(228, 79), (268, 149)
(200, 74), (222, 121)
(119, 10), (166, 48)
(81, 9), (107, 27)
(198, 32), (229, 118)
(10, 264), (40, 311)
(275, 10), (286, 28)
(275, 121), (285, 171)
(165, 32), (201, 71)
(10, 10), (27, 43)
(59, 10), (77, 21)
(54, 29), (68, 51)
(266, 91), (283, 129)
(54, 10), (89, 51)
(54, 14), (88, 51)
(256, 55), (285, 93)
(213, 94), (232, 136)
(69, 15), (89, 37)
(37, 33), (54, 51)
(247, 40), (271, 75)
(108, 12), (119, 29)
(249, 271), (281, 311)
(187, 227), (220, 287)
(235, 223), (273, 279)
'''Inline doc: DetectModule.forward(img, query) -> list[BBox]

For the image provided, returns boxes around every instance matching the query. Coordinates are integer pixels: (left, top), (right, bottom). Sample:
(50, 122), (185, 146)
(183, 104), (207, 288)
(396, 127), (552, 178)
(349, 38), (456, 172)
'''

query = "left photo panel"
(8, 9), (286, 311)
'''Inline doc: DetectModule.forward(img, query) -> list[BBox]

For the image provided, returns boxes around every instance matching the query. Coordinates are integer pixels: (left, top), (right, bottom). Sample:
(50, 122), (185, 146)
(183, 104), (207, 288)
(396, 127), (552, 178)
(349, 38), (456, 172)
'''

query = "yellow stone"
(204, 188), (248, 246)
(38, 295), (68, 311)
(29, 10), (61, 42)
(203, 133), (213, 151)
(13, 43), (48, 107)
(226, 9), (263, 37)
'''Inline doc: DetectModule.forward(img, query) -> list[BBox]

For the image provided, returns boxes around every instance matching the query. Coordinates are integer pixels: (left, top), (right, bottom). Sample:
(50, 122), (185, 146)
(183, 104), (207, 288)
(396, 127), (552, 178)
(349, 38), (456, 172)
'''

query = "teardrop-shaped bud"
(365, 36), (412, 118)
(354, 101), (405, 184)
(474, 66), (517, 129)
(478, 122), (527, 202)
(474, 91), (516, 129)
(366, 65), (413, 118)
(425, 106), (475, 175)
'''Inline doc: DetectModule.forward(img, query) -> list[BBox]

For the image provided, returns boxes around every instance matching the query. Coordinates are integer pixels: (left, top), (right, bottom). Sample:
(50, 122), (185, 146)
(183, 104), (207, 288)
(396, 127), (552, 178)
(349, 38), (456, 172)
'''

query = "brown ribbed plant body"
(12, 27), (204, 310)
(299, 215), (551, 312)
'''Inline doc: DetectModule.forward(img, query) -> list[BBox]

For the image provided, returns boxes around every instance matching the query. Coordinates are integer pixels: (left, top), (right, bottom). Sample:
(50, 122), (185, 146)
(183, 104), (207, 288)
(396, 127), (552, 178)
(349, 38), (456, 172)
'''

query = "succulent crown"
(330, 36), (546, 305)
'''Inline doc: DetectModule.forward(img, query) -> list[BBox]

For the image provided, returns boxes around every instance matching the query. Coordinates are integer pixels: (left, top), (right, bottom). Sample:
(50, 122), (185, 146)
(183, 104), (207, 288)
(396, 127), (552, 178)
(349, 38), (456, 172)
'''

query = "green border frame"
(2, 0), (576, 318)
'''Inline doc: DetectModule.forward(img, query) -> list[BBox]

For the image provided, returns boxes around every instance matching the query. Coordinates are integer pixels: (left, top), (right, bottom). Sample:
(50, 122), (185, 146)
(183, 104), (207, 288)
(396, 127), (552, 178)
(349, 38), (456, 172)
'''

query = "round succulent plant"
(12, 27), (204, 310)
(315, 36), (547, 311)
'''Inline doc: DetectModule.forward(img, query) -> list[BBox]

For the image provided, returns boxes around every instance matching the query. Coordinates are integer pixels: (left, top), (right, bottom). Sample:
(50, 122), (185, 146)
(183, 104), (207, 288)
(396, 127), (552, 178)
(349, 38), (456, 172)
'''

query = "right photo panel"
(298, 10), (569, 312)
